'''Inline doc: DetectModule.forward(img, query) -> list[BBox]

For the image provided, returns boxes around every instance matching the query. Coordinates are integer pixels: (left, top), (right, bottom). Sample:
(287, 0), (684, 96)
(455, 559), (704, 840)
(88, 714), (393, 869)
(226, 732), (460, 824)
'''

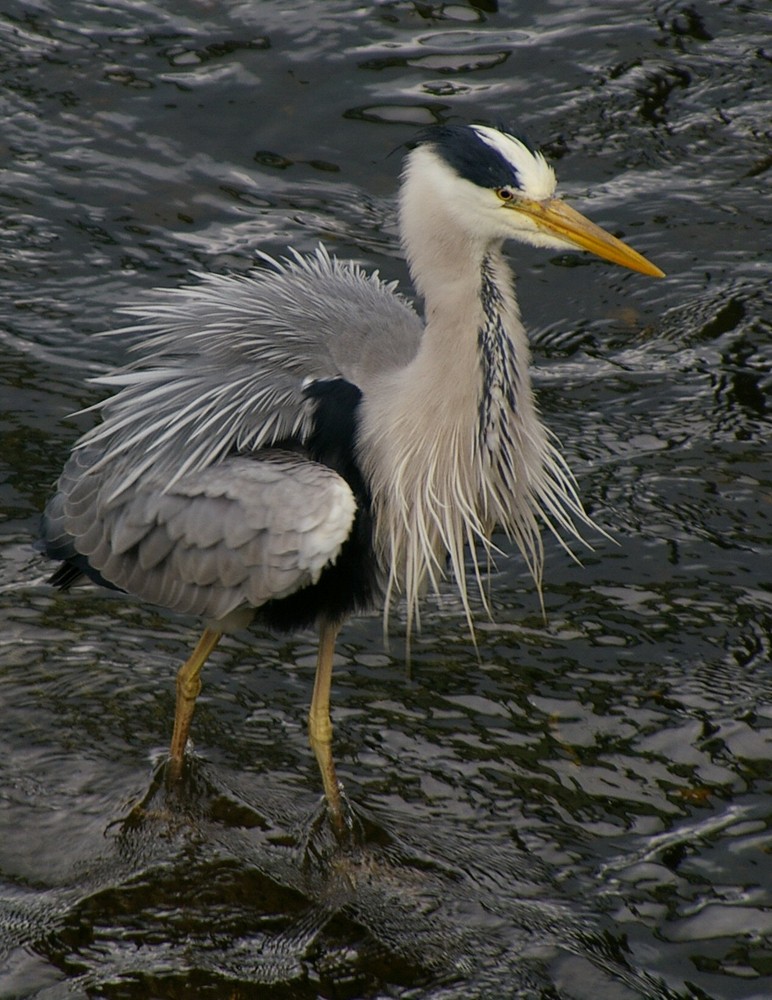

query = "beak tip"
(625, 254), (665, 279)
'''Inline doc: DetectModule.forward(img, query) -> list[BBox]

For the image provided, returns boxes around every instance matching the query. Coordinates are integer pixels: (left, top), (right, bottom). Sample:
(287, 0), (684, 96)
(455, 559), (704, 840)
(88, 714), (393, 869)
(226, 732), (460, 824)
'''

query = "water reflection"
(1, 750), (685, 998)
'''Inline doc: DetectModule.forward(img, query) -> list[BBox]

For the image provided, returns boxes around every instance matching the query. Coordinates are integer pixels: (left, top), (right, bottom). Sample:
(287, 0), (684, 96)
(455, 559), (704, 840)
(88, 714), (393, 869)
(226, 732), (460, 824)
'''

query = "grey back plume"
(78, 246), (423, 502)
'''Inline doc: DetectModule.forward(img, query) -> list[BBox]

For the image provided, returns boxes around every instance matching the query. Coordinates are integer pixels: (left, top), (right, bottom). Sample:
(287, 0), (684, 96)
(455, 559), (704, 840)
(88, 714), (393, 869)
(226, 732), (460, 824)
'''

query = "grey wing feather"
(77, 246), (423, 497)
(45, 448), (357, 624)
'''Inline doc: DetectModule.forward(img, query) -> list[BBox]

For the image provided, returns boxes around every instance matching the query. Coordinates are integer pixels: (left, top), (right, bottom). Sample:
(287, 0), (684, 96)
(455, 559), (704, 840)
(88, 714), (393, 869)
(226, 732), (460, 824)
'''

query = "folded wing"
(43, 448), (357, 625)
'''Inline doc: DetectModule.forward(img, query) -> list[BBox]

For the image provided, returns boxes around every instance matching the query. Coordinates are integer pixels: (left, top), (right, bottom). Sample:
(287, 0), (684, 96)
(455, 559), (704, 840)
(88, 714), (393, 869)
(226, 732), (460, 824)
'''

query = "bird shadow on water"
(5, 757), (684, 999)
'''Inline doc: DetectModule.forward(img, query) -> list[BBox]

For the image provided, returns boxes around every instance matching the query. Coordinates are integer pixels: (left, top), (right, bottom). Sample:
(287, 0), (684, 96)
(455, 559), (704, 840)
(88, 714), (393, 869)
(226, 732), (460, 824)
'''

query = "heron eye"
(497, 186), (516, 202)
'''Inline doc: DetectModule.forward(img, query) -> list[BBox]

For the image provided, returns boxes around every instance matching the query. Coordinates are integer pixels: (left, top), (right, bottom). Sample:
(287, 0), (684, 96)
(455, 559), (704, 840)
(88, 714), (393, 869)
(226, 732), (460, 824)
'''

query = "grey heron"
(42, 124), (663, 830)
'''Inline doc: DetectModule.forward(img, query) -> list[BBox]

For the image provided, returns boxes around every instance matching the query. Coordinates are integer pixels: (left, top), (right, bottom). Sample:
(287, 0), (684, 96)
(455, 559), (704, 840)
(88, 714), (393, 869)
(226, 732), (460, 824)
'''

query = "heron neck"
(396, 147), (526, 391)
(357, 235), (536, 621)
(409, 238), (528, 412)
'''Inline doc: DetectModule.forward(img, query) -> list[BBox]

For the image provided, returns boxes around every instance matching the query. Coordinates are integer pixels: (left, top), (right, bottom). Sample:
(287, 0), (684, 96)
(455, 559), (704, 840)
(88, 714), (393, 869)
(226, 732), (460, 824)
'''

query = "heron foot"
(300, 789), (361, 867)
(164, 743), (192, 786)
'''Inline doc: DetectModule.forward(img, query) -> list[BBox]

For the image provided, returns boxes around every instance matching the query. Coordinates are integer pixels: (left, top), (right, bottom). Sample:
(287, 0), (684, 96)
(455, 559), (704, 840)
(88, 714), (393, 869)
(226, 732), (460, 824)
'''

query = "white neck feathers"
(358, 149), (599, 637)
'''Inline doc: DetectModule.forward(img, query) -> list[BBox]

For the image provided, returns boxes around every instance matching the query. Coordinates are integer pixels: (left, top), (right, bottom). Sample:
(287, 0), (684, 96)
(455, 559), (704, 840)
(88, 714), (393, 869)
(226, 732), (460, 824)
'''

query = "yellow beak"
(512, 197), (665, 278)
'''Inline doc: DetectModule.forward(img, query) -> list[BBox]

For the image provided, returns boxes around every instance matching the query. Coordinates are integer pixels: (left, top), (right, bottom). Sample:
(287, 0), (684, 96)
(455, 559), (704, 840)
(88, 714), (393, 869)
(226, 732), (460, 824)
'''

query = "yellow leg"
(167, 627), (222, 780)
(308, 619), (345, 831)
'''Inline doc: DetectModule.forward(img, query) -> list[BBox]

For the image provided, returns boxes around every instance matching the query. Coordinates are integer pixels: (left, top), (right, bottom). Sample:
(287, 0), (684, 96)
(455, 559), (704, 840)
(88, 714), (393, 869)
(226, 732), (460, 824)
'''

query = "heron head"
(407, 123), (664, 278)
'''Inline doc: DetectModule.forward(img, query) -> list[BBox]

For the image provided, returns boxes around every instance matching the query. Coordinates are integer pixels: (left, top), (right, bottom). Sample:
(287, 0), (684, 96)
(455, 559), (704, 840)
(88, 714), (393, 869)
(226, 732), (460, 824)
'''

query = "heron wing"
(44, 448), (357, 624)
(76, 246), (423, 497)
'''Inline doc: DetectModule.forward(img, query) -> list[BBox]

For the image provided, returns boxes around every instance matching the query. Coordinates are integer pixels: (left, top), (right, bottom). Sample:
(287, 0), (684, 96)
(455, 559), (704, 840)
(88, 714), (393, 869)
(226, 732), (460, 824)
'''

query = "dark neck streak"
(478, 256), (520, 482)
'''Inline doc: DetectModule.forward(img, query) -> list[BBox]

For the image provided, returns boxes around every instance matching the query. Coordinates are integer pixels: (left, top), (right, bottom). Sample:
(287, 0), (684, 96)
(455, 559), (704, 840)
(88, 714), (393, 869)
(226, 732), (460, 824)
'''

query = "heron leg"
(308, 619), (345, 832)
(167, 627), (222, 781)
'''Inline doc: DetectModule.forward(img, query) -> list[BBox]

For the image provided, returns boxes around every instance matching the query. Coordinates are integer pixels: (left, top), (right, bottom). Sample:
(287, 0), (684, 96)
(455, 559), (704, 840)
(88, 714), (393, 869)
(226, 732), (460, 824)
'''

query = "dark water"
(1, 1), (770, 997)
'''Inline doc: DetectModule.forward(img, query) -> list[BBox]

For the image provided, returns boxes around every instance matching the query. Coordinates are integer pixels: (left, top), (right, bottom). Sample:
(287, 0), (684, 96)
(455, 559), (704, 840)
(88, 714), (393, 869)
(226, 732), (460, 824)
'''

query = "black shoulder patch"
(256, 375), (379, 632)
(302, 376), (363, 485)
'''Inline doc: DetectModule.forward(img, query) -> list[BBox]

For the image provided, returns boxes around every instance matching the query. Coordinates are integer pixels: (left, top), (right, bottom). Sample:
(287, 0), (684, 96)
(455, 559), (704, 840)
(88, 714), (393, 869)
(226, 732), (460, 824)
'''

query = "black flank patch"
(255, 377), (380, 632)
